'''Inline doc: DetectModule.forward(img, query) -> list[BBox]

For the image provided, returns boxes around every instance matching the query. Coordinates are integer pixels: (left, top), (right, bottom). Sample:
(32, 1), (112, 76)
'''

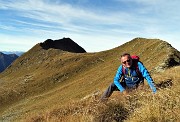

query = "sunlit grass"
(26, 66), (180, 122)
(0, 38), (180, 121)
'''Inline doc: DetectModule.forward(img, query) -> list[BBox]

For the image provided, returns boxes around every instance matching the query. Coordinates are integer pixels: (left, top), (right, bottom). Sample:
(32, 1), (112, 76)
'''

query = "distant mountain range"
(1, 51), (24, 56)
(0, 52), (19, 72)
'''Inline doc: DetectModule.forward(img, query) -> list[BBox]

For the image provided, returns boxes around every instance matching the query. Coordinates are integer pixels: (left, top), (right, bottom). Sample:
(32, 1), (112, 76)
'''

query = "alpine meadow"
(0, 38), (180, 122)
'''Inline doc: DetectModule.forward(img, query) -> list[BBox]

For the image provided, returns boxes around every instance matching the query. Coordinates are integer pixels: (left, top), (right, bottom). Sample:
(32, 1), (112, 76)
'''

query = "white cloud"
(0, 0), (132, 25)
(0, 0), (180, 52)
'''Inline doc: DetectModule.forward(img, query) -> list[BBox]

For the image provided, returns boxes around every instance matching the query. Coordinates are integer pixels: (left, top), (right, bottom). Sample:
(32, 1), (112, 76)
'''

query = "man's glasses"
(122, 59), (131, 64)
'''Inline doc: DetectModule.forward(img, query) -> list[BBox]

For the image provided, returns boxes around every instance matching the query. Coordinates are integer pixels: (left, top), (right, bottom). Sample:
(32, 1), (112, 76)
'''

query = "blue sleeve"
(138, 62), (157, 93)
(114, 65), (125, 92)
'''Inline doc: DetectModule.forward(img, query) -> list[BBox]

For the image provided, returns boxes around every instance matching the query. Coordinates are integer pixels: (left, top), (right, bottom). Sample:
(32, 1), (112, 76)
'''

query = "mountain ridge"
(0, 37), (180, 121)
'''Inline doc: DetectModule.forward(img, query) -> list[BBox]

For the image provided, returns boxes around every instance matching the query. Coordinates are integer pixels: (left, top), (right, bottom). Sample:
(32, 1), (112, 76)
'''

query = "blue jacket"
(114, 62), (156, 93)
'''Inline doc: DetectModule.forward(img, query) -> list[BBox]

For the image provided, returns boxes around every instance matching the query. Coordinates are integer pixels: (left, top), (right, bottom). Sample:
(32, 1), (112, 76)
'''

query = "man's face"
(121, 55), (132, 68)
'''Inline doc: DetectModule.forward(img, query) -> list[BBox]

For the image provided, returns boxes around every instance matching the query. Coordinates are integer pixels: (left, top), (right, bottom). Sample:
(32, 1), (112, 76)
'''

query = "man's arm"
(138, 62), (157, 93)
(114, 65), (125, 92)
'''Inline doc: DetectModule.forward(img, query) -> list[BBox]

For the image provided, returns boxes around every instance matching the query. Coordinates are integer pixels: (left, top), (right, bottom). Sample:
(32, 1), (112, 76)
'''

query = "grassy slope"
(38, 66), (180, 122)
(0, 38), (180, 121)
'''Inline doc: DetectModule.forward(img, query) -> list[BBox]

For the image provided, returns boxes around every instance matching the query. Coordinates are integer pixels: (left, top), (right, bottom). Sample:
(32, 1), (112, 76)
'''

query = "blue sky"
(0, 0), (180, 52)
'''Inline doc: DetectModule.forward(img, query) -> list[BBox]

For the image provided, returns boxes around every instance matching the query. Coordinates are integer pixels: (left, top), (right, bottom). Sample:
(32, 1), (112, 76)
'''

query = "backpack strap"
(133, 61), (142, 78)
(122, 65), (126, 75)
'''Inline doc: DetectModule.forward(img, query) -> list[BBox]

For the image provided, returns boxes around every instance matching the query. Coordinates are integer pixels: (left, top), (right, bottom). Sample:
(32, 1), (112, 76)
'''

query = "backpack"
(122, 55), (142, 78)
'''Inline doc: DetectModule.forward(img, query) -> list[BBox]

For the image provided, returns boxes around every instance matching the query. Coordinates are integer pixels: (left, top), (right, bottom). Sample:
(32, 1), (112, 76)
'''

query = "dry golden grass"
(125, 67), (180, 122)
(0, 38), (180, 121)
(23, 67), (180, 122)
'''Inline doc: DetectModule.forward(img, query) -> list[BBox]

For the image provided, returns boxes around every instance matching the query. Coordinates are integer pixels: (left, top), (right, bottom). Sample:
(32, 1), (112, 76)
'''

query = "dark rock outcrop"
(40, 38), (86, 53)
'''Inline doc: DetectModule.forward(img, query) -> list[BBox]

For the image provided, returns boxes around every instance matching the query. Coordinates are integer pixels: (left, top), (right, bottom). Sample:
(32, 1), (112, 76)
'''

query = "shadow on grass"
(94, 103), (129, 122)
(156, 79), (173, 89)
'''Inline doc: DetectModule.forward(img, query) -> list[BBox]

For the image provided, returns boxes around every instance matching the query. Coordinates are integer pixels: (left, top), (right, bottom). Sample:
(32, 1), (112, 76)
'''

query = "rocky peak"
(40, 38), (86, 53)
